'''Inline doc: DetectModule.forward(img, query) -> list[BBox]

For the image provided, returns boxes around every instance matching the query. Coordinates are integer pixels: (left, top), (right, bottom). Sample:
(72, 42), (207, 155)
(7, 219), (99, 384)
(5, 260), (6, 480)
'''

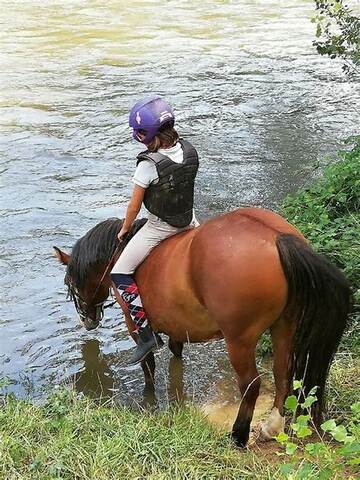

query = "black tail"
(276, 234), (351, 424)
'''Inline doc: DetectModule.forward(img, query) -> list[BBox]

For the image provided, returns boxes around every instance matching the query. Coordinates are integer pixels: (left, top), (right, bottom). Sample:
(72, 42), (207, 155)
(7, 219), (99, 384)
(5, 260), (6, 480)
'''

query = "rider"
(110, 96), (199, 365)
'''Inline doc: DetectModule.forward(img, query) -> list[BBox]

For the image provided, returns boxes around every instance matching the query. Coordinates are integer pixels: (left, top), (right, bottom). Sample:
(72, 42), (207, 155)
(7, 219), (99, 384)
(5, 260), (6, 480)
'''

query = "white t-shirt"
(133, 142), (184, 188)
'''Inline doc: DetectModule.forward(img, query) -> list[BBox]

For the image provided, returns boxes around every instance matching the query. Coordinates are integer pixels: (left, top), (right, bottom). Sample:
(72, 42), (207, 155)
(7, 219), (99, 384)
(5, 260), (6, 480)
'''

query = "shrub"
(281, 136), (360, 311)
(275, 380), (360, 479)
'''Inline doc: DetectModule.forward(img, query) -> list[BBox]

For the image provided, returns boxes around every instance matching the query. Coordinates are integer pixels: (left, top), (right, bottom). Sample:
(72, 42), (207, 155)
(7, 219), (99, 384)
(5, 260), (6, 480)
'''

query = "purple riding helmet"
(129, 96), (175, 144)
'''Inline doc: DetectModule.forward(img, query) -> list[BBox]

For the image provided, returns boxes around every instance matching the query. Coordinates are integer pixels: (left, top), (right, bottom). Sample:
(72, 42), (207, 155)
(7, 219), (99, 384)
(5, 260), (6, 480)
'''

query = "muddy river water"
(0, 1), (359, 427)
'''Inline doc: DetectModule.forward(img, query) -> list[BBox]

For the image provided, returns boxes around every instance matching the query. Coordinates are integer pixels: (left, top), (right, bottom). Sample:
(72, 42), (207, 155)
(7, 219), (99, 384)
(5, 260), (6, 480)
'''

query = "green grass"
(0, 389), (278, 480)
(1, 383), (359, 480)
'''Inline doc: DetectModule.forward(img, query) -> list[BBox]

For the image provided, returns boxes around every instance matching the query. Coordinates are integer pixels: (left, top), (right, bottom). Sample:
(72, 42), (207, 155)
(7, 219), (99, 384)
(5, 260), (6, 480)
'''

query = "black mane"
(67, 217), (147, 289)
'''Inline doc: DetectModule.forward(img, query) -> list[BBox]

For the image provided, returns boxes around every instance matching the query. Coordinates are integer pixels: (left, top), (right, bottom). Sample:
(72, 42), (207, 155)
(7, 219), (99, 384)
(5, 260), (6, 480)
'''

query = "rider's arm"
(118, 184), (145, 239)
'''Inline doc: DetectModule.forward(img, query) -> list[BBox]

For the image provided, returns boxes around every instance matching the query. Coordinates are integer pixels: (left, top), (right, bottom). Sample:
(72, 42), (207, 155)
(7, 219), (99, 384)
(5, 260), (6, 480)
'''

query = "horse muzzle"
(80, 316), (100, 331)
(67, 282), (110, 330)
(78, 306), (104, 330)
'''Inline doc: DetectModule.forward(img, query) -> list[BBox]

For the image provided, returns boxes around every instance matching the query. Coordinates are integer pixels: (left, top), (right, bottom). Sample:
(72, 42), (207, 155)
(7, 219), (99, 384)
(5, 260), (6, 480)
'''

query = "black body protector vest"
(136, 139), (199, 228)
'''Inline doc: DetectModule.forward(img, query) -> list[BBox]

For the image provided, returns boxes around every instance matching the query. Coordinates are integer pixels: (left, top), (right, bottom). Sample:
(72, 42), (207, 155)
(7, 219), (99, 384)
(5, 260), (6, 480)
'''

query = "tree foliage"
(313, 1), (360, 73)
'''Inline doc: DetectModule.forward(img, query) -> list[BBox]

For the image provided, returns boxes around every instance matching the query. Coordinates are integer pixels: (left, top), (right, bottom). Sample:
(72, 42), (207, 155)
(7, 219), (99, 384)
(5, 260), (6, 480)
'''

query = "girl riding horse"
(110, 96), (199, 365)
(55, 209), (351, 448)
(54, 100), (351, 448)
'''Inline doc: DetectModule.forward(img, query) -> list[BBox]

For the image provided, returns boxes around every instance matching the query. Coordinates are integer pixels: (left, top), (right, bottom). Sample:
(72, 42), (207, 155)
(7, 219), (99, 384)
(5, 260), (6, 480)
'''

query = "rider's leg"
(111, 271), (163, 364)
(112, 272), (148, 332)
(111, 216), (186, 364)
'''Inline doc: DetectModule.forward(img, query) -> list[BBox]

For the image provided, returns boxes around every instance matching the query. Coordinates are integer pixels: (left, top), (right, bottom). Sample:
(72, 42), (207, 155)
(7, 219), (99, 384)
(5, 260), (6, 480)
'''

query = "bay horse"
(54, 207), (351, 447)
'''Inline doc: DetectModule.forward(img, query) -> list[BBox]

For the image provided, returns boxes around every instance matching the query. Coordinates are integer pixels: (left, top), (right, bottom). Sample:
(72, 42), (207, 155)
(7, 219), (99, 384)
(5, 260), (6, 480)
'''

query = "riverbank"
(0, 390), (275, 479)
(1, 355), (358, 479)
(1, 140), (359, 479)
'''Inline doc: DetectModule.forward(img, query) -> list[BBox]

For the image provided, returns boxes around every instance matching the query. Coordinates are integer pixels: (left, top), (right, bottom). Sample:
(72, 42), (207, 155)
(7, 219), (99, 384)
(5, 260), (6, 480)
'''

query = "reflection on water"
(73, 339), (188, 408)
(73, 337), (258, 430)
(141, 355), (188, 409)
(72, 338), (275, 432)
(74, 339), (114, 399)
(168, 356), (186, 403)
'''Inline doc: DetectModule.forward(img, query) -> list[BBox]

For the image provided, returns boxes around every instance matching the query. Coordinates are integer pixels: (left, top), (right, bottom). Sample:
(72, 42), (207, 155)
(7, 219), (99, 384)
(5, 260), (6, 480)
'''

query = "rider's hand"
(117, 226), (129, 242)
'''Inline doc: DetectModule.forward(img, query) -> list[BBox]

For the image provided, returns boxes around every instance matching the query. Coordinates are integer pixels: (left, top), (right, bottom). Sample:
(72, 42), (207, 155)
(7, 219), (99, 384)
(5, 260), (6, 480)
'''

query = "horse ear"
(53, 246), (70, 265)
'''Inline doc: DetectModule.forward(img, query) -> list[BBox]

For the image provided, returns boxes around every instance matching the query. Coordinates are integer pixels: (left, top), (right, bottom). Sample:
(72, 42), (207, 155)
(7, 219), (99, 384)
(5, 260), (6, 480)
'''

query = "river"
(0, 0), (359, 413)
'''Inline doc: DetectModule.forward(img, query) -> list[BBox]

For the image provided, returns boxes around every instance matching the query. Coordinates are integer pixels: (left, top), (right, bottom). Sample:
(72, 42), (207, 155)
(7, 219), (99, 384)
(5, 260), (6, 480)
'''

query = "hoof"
(260, 407), (285, 440)
(231, 431), (248, 449)
(258, 425), (274, 442)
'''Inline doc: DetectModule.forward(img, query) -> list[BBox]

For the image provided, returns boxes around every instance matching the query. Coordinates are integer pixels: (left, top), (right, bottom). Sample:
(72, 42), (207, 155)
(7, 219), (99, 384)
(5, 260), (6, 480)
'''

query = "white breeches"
(111, 214), (199, 275)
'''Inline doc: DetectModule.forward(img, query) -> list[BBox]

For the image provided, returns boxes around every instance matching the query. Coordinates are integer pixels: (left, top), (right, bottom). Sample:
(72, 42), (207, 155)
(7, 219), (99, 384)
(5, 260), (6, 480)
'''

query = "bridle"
(67, 242), (122, 323)
(67, 282), (117, 323)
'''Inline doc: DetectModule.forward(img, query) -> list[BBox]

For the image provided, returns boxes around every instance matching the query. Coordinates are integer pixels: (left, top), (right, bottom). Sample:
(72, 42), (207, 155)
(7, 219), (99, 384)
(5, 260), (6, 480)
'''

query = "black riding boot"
(129, 324), (164, 365)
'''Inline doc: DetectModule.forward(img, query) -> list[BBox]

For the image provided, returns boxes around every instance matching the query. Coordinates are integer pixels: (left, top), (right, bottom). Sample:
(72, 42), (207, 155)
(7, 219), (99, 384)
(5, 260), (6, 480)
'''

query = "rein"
(89, 241), (123, 305)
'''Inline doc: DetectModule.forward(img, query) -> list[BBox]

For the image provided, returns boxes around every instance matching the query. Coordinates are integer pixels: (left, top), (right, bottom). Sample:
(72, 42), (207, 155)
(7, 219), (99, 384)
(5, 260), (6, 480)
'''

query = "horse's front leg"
(168, 338), (184, 358)
(112, 283), (156, 387)
(225, 337), (260, 448)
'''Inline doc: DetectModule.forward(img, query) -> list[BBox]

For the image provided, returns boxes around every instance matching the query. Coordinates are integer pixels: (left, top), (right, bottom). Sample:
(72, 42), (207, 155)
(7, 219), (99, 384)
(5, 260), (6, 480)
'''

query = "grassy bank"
(0, 389), (277, 480)
(1, 387), (359, 480)
(1, 140), (359, 479)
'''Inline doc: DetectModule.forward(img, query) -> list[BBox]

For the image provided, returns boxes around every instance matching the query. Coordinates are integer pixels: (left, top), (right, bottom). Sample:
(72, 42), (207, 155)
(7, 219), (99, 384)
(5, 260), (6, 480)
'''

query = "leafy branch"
(313, 0), (360, 74)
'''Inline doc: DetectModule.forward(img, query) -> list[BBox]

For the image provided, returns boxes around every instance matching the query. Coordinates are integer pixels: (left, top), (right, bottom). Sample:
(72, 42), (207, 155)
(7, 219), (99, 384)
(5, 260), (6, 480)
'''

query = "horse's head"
(54, 218), (147, 331)
(54, 246), (113, 330)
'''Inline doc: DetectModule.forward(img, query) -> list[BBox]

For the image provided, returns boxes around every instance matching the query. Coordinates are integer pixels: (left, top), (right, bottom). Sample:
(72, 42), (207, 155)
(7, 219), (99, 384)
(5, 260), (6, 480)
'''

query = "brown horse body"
(55, 207), (351, 447)
(139, 208), (298, 342)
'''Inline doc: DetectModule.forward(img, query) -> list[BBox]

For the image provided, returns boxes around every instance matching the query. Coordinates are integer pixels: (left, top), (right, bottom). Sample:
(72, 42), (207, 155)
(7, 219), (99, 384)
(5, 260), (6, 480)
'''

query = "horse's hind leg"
(168, 338), (183, 358)
(261, 315), (295, 439)
(226, 338), (260, 448)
